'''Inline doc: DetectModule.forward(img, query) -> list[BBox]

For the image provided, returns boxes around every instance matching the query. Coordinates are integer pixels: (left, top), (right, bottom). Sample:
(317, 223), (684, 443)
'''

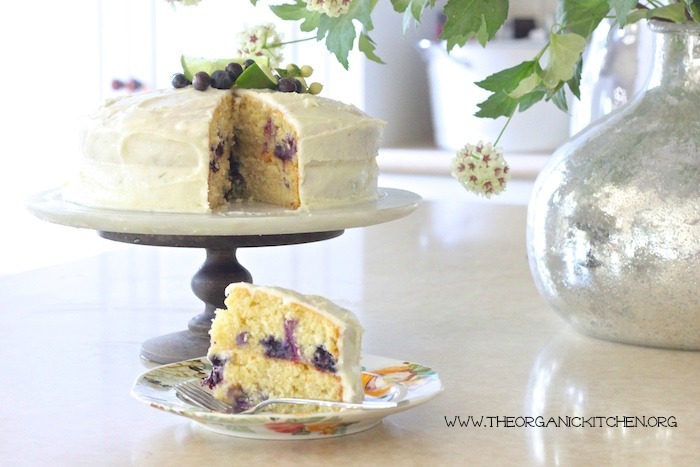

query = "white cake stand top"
(27, 187), (422, 236)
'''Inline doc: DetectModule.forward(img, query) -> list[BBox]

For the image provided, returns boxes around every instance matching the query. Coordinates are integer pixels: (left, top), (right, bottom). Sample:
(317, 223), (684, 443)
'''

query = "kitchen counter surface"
(3, 175), (699, 465)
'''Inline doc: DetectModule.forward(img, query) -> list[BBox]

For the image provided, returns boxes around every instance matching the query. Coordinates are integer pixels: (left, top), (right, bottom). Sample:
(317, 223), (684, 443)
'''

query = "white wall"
(362, 2), (437, 147)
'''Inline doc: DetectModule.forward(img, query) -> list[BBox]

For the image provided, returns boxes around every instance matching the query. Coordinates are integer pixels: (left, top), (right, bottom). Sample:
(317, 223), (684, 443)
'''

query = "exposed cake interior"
(230, 92), (301, 209)
(205, 283), (363, 414)
(207, 93), (236, 210)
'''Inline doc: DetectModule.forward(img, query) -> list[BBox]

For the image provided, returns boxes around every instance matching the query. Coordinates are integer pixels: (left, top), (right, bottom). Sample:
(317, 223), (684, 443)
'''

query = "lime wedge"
(180, 55), (270, 82)
(235, 63), (278, 90)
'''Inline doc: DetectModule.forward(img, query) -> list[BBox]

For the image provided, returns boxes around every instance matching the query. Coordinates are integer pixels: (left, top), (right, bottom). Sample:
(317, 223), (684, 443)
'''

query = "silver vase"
(527, 21), (700, 350)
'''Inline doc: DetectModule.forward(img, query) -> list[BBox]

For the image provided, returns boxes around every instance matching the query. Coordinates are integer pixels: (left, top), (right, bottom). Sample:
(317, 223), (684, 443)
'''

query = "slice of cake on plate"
(203, 282), (364, 413)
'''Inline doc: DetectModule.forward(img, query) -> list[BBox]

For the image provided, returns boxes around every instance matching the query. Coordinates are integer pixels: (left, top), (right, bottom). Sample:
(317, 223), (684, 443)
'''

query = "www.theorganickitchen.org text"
(444, 415), (677, 428)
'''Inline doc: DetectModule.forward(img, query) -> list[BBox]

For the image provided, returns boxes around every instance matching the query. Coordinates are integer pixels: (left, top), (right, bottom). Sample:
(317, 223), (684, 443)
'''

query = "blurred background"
(0, 0), (652, 275)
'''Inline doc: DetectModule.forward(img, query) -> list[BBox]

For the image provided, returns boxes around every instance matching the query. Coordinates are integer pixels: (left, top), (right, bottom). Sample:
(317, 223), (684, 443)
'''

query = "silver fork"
(175, 380), (407, 414)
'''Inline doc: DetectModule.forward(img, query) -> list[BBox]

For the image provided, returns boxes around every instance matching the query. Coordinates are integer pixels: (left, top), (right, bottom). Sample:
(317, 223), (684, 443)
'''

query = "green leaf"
(549, 86), (569, 113)
(567, 57), (582, 100)
(518, 89), (546, 113)
(475, 61), (547, 118)
(270, 0), (310, 20)
(475, 90), (518, 119)
(392, 0), (435, 31)
(647, 4), (690, 23)
(508, 71), (541, 99)
(624, 3), (690, 23)
(541, 32), (587, 88)
(270, 0), (321, 31)
(407, 0), (432, 33)
(350, 0), (375, 31)
(476, 60), (539, 93)
(608, 0), (638, 26)
(359, 32), (384, 64)
(556, 0), (609, 38)
(440, 0), (508, 49)
(391, 0), (411, 12)
(319, 14), (356, 69)
(411, 0), (431, 21)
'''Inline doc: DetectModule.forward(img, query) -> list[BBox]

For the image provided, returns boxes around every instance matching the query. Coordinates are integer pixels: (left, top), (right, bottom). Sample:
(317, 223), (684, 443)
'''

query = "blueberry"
(277, 78), (296, 93)
(214, 141), (224, 158)
(202, 365), (224, 388)
(244, 59), (255, 69)
(208, 354), (226, 367)
(229, 386), (254, 413)
(226, 62), (244, 81)
(193, 71), (211, 91)
(312, 346), (337, 373)
(235, 331), (249, 345)
(127, 78), (143, 91)
(228, 149), (245, 194)
(273, 134), (297, 162)
(210, 69), (234, 89)
(263, 118), (275, 137)
(260, 335), (294, 360)
(293, 79), (303, 93)
(171, 73), (190, 89)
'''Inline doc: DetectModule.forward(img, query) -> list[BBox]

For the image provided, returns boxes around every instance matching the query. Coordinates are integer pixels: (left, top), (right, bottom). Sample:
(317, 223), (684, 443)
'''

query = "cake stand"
(28, 188), (421, 363)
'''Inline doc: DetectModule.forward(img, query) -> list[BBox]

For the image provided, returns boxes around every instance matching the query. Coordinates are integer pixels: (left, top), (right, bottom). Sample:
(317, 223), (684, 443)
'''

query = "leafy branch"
(265, 0), (379, 68)
(257, 0), (700, 116)
(455, 0), (700, 120)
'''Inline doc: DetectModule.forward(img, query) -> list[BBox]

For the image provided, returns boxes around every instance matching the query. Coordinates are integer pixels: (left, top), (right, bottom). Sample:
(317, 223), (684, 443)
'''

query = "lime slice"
(235, 62), (278, 90)
(180, 55), (270, 82)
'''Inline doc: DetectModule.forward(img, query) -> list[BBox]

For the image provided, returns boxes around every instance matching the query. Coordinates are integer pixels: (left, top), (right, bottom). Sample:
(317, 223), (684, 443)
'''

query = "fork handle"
(245, 398), (406, 414)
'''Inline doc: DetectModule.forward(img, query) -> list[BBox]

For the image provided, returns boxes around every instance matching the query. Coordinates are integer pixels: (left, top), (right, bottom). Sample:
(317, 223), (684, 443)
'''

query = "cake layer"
(212, 352), (344, 414)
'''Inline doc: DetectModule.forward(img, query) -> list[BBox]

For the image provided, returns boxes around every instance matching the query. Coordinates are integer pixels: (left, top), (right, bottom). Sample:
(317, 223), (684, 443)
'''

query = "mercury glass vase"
(527, 21), (700, 350)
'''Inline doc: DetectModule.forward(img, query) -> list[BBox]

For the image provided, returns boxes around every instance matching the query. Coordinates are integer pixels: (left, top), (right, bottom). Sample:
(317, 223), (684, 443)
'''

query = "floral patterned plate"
(131, 354), (443, 439)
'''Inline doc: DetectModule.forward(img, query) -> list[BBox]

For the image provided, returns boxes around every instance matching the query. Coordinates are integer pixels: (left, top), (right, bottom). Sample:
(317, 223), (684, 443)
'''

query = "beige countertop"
(3, 175), (699, 465)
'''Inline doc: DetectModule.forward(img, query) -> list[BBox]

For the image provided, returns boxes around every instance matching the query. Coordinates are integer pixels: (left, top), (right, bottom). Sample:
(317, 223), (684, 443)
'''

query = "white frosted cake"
(204, 282), (364, 414)
(63, 87), (384, 212)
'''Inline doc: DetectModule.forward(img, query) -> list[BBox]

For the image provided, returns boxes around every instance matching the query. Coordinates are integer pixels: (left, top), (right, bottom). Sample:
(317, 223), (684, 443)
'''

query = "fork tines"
(175, 380), (232, 412)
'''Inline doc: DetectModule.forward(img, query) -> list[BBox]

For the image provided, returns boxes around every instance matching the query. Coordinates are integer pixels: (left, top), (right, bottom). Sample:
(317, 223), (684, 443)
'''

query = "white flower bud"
(451, 141), (511, 198)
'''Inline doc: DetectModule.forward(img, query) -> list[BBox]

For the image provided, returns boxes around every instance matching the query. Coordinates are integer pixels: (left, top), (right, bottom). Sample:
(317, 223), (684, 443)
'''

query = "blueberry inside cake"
(207, 93), (237, 210)
(229, 91), (302, 208)
(204, 282), (364, 414)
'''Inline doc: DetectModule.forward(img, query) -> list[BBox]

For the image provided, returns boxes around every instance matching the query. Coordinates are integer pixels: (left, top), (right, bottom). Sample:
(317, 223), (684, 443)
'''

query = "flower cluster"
(236, 23), (284, 69)
(306, 0), (352, 18)
(451, 142), (510, 198)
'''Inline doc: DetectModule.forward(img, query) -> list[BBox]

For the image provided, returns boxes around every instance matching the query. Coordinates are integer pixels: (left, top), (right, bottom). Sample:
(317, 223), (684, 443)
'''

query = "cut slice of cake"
(203, 282), (364, 414)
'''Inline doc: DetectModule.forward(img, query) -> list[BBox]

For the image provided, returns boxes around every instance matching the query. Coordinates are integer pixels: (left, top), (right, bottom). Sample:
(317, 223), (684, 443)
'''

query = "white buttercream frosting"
(63, 86), (384, 212)
(64, 87), (227, 212)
